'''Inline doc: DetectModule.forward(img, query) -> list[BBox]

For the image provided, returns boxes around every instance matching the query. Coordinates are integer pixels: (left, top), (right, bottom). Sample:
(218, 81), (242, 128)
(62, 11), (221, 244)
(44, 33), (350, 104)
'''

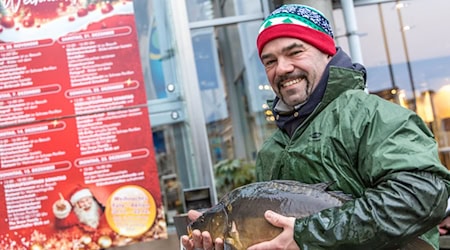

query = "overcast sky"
(333, 0), (450, 93)
(334, 0), (450, 65)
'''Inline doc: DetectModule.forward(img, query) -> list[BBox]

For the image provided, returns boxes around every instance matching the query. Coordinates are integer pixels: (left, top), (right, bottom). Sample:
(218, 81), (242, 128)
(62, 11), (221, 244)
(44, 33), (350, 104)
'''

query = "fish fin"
(329, 190), (353, 201)
(228, 221), (244, 250)
(271, 180), (334, 190)
(312, 182), (353, 201)
(310, 182), (335, 191)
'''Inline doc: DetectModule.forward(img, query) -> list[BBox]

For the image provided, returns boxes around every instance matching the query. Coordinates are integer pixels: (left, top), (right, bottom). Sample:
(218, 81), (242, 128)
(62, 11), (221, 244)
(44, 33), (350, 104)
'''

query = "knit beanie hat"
(257, 4), (336, 56)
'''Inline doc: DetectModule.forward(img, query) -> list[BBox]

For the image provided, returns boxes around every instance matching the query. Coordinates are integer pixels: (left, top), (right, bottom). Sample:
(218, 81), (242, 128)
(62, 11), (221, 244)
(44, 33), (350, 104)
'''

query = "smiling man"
(182, 4), (450, 250)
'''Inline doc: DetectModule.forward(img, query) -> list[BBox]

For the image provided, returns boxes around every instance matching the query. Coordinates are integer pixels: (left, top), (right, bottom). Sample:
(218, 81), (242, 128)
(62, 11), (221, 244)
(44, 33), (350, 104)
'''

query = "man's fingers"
(181, 211), (220, 250)
(188, 210), (203, 221)
(180, 231), (217, 250)
(201, 231), (214, 249)
(264, 210), (285, 227)
(180, 235), (194, 250)
(214, 237), (225, 250)
(192, 229), (203, 249)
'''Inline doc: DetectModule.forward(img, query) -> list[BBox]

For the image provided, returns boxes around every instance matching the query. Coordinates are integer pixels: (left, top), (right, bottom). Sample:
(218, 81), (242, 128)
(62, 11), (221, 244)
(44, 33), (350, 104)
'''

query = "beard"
(275, 72), (312, 106)
(73, 200), (101, 229)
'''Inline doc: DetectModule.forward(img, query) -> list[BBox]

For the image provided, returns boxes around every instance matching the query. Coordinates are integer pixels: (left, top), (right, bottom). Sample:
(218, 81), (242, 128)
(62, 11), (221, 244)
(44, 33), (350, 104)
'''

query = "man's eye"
(264, 60), (276, 68)
(290, 50), (302, 56)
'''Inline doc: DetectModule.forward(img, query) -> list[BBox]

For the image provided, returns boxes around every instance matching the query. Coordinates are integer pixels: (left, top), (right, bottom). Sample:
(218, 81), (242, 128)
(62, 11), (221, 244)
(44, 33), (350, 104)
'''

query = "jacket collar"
(321, 57), (366, 105)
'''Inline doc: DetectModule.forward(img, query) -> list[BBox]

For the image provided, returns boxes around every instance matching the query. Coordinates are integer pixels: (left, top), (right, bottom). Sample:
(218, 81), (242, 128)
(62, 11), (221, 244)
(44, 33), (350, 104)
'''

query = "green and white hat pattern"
(257, 4), (336, 56)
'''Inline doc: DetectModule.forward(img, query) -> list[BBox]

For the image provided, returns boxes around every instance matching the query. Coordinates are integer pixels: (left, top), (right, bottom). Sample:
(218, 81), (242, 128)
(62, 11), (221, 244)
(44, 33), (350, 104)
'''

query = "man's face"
(260, 37), (332, 107)
(76, 196), (93, 211)
(74, 196), (101, 229)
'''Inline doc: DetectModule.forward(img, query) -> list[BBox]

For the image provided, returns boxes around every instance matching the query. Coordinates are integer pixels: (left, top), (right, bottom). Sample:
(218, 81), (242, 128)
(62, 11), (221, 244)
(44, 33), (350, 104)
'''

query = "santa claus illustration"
(52, 186), (106, 232)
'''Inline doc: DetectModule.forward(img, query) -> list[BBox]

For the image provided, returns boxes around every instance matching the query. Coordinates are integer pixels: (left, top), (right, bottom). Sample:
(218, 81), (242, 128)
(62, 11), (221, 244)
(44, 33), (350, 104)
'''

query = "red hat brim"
(257, 24), (336, 56)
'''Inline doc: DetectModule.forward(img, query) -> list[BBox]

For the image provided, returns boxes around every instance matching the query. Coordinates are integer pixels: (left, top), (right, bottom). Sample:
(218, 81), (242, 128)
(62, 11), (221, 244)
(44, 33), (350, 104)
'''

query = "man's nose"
(276, 57), (294, 74)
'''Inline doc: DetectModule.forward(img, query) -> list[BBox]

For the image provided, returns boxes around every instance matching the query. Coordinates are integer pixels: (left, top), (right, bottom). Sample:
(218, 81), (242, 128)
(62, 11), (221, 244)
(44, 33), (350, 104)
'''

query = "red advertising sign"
(0, 1), (166, 249)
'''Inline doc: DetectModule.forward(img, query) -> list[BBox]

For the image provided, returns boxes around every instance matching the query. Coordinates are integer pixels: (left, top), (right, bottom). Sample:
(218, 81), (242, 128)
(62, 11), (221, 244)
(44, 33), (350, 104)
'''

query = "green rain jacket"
(256, 51), (450, 249)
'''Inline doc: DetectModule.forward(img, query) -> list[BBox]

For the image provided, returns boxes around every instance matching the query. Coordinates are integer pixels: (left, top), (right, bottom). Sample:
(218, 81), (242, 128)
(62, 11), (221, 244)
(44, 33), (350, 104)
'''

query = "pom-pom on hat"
(257, 4), (336, 56)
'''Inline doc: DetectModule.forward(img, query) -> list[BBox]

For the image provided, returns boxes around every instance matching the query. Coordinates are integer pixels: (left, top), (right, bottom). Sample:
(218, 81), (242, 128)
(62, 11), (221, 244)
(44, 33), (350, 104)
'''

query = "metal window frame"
(168, 0), (218, 203)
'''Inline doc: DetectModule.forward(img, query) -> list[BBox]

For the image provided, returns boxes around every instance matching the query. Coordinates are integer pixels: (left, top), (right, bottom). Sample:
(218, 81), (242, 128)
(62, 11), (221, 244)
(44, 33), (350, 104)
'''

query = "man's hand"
(439, 216), (450, 235)
(55, 192), (69, 211)
(180, 210), (224, 250)
(247, 210), (300, 250)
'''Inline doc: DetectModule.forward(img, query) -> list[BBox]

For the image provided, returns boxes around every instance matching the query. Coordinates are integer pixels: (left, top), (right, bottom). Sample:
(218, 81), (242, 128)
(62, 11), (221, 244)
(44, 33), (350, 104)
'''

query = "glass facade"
(333, 0), (450, 168)
(133, 0), (216, 228)
(128, 1), (450, 248)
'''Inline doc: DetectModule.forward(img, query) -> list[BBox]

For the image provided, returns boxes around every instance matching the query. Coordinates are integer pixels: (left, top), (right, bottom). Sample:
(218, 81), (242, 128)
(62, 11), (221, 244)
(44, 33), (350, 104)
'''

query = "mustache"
(275, 72), (308, 87)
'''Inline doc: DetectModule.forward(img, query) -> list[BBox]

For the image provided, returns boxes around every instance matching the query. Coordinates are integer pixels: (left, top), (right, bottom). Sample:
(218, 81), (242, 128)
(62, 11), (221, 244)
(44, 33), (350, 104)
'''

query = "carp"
(187, 180), (433, 250)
